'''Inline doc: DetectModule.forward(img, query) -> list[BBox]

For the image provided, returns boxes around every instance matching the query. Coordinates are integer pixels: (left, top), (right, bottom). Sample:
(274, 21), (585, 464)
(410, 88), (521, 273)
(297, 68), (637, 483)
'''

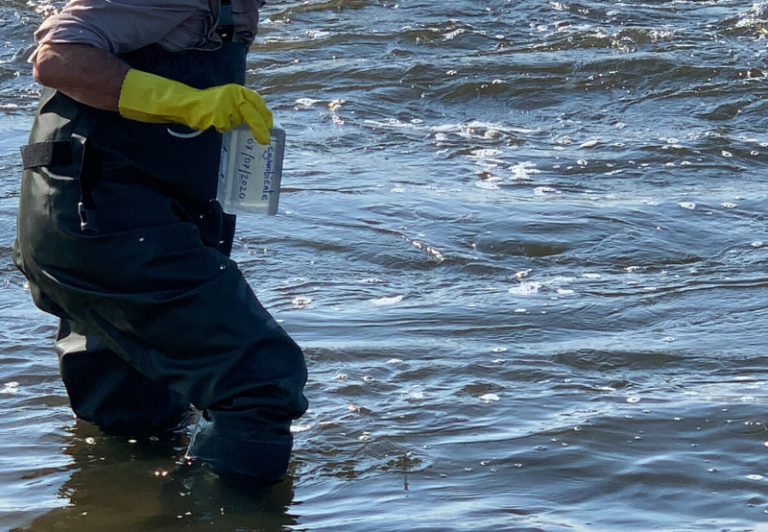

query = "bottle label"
(217, 125), (285, 215)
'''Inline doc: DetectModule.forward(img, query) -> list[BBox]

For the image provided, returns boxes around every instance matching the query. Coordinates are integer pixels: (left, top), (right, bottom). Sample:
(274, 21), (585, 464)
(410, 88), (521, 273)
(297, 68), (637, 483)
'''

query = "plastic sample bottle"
(217, 123), (285, 215)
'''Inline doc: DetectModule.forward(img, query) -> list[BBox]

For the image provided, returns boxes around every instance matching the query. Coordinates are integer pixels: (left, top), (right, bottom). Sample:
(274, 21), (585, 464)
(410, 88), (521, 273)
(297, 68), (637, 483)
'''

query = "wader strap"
(216, 0), (234, 42)
(20, 140), (73, 169)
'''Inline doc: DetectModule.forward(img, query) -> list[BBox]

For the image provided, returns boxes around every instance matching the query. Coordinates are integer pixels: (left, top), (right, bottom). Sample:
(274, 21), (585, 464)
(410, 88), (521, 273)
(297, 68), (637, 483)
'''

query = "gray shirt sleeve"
(34, 0), (258, 55)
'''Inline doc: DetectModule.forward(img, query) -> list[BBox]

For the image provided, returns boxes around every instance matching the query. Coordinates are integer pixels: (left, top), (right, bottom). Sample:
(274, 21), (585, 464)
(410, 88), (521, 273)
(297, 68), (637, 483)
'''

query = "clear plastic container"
(217, 123), (285, 215)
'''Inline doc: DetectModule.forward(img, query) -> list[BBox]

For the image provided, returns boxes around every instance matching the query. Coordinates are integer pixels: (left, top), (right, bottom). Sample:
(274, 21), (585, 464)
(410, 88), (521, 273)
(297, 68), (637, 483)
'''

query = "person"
(12, 0), (309, 486)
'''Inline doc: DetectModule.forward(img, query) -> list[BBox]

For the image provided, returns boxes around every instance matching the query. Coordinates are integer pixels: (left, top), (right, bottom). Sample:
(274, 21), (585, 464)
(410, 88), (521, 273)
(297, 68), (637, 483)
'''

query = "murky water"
(4, 0), (768, 530)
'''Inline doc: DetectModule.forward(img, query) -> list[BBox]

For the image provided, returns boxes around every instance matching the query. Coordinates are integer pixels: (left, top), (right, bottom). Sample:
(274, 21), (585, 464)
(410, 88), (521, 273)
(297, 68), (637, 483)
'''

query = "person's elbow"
(32, 43), (92, 89)
(32, 44), (63, 88)
(30, 43), (128, 111)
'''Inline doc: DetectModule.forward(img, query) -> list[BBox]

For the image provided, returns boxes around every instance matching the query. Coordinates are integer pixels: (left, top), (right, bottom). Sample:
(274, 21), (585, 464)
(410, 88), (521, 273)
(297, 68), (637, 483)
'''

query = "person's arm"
(31, 4), (273, 144)
(32, 41), (273, 144)
(33, 43), (129, 111)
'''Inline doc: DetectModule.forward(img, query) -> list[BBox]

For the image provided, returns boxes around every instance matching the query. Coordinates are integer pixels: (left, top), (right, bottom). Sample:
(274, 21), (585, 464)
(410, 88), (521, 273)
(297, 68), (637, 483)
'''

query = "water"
(3, 0), (768, 530)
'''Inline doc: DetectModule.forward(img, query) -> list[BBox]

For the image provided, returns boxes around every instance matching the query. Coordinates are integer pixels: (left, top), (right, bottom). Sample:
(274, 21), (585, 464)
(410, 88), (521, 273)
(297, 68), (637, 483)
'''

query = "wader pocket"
(20, 135), (100, 233)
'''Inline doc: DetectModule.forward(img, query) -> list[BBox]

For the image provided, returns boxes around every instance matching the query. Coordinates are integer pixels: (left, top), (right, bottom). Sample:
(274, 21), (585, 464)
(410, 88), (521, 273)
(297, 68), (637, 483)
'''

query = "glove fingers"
(239, 104), (271, 145)
(242, 89), (274, 131)
(213, 114), (243, 133)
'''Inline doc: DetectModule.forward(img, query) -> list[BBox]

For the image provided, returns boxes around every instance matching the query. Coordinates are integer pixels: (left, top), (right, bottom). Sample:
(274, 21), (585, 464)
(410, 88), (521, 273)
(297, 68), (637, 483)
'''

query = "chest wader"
(13, 34), (308, 485)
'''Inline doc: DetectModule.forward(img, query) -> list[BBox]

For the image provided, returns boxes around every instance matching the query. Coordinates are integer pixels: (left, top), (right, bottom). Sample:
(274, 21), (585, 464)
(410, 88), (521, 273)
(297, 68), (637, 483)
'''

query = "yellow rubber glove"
(118, 69), (273, 144)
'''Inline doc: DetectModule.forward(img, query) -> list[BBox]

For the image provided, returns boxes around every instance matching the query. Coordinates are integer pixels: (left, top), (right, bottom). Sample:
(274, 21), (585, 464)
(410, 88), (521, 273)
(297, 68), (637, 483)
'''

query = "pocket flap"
(20, 140), (73, 169)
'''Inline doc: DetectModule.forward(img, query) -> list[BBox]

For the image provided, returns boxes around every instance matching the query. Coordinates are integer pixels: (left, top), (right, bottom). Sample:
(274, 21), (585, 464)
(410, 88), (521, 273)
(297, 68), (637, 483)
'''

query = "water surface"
(3, 1), (768, 531)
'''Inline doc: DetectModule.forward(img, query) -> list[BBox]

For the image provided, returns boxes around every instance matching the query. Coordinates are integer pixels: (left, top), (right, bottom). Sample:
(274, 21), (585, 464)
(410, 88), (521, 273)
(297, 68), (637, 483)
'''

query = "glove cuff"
(118, 68), (192, 125)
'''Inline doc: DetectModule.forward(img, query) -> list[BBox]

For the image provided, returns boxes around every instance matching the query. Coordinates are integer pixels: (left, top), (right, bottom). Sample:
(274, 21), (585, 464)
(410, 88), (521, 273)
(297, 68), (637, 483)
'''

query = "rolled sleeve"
(34, 0), (214, 55)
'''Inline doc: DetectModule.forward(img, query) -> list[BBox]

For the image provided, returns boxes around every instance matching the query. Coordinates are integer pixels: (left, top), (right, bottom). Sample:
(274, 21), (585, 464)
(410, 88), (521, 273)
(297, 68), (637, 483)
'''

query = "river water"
(3, 0), (768, 530)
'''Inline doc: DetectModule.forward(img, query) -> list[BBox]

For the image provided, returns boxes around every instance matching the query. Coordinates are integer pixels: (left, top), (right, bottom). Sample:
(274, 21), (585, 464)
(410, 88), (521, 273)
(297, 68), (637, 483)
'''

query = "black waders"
(13, 41), (308, 486)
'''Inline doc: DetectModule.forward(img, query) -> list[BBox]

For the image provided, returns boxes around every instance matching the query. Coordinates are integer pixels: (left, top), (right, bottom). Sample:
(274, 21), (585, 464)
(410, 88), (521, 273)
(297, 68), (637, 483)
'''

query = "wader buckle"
(78, 202), (98, 234)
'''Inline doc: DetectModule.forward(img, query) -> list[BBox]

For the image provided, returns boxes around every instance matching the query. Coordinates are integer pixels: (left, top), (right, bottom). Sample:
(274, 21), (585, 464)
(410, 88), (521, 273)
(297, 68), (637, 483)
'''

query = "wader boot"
(13, 25), (308, 485)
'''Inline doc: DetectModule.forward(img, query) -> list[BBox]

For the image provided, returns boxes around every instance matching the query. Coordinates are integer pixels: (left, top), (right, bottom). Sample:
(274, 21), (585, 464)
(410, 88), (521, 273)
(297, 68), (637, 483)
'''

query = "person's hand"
(118, 69), (273, 144)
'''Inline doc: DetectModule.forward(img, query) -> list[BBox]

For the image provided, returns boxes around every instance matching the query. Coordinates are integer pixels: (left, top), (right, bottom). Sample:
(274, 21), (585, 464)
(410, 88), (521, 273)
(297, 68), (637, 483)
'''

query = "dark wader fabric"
(13, 41), (308, 484)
